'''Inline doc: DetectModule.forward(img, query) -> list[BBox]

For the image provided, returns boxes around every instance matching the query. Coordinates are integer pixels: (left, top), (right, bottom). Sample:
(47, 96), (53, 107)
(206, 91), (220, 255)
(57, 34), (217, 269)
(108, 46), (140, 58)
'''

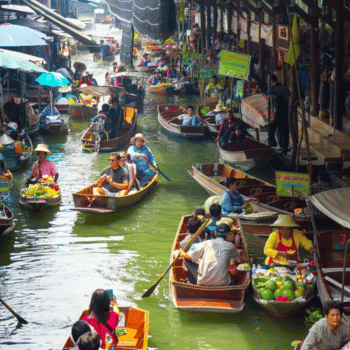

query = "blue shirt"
(40, 106), (59, 118)
(207, 217), (220, 234)
(151, 77), (162, 86)
(127, 145), (157, 172)
(221, 190), (244, 215)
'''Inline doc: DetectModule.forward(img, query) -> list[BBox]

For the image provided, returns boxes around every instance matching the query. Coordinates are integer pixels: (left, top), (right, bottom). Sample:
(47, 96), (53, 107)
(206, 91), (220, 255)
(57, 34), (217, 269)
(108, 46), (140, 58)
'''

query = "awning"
(0, 19), (50, 33)
(308, 188), (350, 229)
(0, 4), (35, 14)
(21, 0), (98, 48)
(0, 48), (46, 65)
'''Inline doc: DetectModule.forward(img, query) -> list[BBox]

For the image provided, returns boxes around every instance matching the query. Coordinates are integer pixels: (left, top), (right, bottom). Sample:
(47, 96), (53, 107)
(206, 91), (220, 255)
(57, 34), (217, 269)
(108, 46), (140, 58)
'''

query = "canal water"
(0, 48), (314, 350)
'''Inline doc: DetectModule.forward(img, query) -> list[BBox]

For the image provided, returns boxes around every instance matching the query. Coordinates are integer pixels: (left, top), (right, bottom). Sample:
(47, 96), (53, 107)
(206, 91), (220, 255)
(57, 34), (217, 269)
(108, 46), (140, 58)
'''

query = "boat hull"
(0, 206), (15, 239)
(146, 85), (175, 95)
(39, 122), (64, 135)
(68, 104), (98, 119)
(20, 193), (61, 212)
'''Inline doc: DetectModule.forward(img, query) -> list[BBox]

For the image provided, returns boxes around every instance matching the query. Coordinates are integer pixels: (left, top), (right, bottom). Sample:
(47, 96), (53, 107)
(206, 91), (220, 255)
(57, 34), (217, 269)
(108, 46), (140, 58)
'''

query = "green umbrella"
(0, 49), (47, 73)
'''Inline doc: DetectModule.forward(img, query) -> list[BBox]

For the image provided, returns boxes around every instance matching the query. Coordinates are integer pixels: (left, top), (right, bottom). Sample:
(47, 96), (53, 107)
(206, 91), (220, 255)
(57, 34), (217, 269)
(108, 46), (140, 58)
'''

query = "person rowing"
(147, 71), (163, 86)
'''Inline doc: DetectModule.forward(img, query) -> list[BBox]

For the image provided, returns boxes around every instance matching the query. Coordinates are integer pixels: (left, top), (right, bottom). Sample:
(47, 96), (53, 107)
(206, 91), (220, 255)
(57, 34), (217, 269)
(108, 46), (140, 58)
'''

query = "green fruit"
(305, 284), (313, 290)
(281, 289), (295, 301)
(253, 277), (268, 286)
(260, 288), (275, 301)
(265, 280), (278, 292)
(275, 278), (283, 283)
(294, 288), (305, 298)
(36, 190), (45, 196)
(274, 289), (283, 299)
(283, 274), (293, 281)
(297, 282), (306, 289)
(283, 280), (296, 291)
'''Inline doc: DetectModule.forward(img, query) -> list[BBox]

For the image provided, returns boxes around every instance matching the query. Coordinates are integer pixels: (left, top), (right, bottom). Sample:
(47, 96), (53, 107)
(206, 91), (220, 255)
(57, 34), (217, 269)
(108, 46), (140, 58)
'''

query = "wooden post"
(200, 2), (206, 51)
(272, 14), (277, 73)
(220, 7), (224, 31)
(310, 5), (319, 117)
(206, 2), (212, 49)
(228, 7), (233, 47)
(213, 5), (218, 43)
(258, 20), (264, 79)
(247, 12), (251, 56)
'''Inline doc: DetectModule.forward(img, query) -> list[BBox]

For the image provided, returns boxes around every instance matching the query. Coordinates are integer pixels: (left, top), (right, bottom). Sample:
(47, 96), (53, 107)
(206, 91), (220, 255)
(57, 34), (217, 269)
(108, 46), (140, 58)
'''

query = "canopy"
(0, 49), (47, 73)
(36, 72), (69, 87)
(76, 85), (125, 96)
(0, 48), (46, 65)
(308, 188), (350, 229)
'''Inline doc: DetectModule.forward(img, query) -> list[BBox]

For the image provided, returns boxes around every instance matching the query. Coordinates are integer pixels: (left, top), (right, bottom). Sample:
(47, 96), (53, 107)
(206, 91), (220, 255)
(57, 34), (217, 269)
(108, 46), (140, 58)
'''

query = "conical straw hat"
(0, 134), (14, 145)
(270, 215), (300, 228)
(213, 102), (224, 112)
(33, 144), (52, 155)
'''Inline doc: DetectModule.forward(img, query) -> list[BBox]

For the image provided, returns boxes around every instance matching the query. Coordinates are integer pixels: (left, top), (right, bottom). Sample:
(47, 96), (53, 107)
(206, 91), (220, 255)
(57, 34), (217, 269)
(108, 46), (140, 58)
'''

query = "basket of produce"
(240, 211), (278, 222)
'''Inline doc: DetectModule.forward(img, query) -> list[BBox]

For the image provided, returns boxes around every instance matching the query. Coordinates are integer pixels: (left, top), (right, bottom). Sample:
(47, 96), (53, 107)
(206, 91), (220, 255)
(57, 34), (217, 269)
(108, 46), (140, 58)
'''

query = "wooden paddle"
(142, 219), (209, 298)
(143, 157), (170, 181)
(0, 296), (28, 324)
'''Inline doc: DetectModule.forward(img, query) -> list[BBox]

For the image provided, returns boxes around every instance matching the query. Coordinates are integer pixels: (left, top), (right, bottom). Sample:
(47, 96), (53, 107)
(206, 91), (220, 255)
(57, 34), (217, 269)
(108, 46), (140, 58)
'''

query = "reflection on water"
(0, 40), (314, 350)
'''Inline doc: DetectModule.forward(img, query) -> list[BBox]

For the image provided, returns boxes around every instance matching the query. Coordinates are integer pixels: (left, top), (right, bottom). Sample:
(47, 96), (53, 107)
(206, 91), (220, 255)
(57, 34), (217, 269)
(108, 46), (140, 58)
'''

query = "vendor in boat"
(167, 64), (178, 80)
(27, 144), (58, 184)
(264, 215), (317, 265)
(118, 151), (139, 194)
(138, 53), (151, 67)
(216, 110), (243, 146)
(98, 104), (110, 119)
(147, 71), (163, 86)
(178, 70), (190, 83)
(93, 152), (128, 197)
(176, 105), (203, 126)
(205, 75), (222, 94)
(178, 223), (247, 286)
(301, 301), (350, 350)
(206, 102), (226, 125)
(0, 153), (12, 184)
(221, 177), (254, 215)
(229, 124), (247, 142)
(127, 133), (158, 187)
(78, 72), (92, 87)
(106, 97), (123, 139)
(39, 99), (60, 119)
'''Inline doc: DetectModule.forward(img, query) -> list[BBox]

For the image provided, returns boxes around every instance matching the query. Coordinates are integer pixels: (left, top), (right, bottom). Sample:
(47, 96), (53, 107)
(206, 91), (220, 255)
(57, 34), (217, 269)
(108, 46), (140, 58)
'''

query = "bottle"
(251, 264), (257, 275)
(105, 333), (114, 350)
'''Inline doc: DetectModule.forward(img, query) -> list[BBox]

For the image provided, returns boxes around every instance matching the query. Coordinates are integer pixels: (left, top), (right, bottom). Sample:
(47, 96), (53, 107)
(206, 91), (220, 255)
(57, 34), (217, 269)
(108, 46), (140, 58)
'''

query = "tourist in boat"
(27, 144), (58, 184)
(167, 64), (178, 80)
(76, 331), (101, 350)
(301, 301), (350, 350)
(88, 72), (98, 86)
(82, 289), (119, 348)
(93, 152), (128, 197)
(216, 110), (243, 146)
(69, 320), (91, 350)
(194, 208), (206, 216)
(39, 99), (60, 119)
(205, 75), (222, 94)
(138, 53), (151, 67)
(187, 227), (212, 254)
(207, 203), (221, 234)
(179, 223), (246, 286)
(106, 97), (123, 139)
(98, 104), (110, 119)
(228, 124), (247, 142)
(78, 72), (92, 87)
(176, 105), (203, 126)
(127, 133), (158, 186)
(180, 215), (204, 249)
(118, 151), (138, 194)
(208, 102), (226, 125)
(147, 71), (163, 86)
(263, 215), (317, 265)
(221, 177), (253, 215)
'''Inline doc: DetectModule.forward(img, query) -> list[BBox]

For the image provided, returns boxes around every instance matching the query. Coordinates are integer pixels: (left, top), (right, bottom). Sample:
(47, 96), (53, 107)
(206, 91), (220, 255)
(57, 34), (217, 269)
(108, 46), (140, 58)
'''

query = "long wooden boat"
(218, 138), (275, 162)
(157, 104), (205, 139)
(68, 103), (98, 119)
(39, 115), (65, 135)
(146, 84), (175, 95)
(19, 185), (62, 211)
(169, 215), (250, 313)
(55, 103), (69, 114)
(72, 173), (158, 213)
(81, 107), (137, 153)
(0, 205), (15, 239)
(59, 307), (149, 350)
(173, 83), (199, 96)
(27, 115), (40, 135)
(136, 65), (157, 73)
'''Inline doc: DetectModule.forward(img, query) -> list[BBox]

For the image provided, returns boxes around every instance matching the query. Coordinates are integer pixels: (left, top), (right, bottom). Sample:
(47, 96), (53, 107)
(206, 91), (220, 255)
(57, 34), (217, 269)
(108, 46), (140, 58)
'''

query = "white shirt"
(215, 112), (226, 124)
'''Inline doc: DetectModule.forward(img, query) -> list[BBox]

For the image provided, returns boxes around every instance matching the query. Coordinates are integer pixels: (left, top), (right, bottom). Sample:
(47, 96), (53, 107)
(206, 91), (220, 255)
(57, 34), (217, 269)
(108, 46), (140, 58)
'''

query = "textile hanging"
(261, 24), (273, 47)
(231, 16), (237, 33)
(250, 23), (260, 43)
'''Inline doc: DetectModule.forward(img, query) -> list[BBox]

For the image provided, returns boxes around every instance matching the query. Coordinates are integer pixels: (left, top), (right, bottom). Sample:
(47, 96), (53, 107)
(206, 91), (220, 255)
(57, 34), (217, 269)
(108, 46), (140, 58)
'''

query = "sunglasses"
(109, 159), (117, 162)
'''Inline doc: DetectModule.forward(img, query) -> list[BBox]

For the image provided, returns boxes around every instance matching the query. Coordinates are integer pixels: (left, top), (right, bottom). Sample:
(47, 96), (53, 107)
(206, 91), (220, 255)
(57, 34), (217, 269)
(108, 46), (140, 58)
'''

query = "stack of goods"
(21, 183), (60, 199)
(156, 83), (173, 87)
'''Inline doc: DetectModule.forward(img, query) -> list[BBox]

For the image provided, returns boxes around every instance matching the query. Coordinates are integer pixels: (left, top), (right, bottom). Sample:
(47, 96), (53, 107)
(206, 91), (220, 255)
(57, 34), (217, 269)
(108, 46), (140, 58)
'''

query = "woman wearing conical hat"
(27, 144), (58, 184)
(264, 215), (317, 265)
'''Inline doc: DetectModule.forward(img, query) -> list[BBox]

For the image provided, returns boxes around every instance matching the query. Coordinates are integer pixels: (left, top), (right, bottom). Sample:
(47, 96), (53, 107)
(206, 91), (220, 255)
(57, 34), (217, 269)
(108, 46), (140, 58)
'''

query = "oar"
(142, 219), (209, 298)
(0, 296), (28, 324)
(143, 157), (171, 181)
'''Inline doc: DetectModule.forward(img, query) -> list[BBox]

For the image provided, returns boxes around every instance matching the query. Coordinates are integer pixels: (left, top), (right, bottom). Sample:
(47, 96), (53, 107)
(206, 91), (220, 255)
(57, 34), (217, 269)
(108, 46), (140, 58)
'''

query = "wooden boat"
(0, 204), (15, 239)
(19, 185), (62, 211)
(146, 84), (175, 95)
(81, 107), (137, 153)
(26, 88), (50, 103)
(55, 103), (69, 114)
(218, 138), (275, 162)
(25, 103), (40, 135)
(59, 307), (149, 350)
(173, 83), (199, 96)
(136, 65), (157, 73)
(157, 104), (205, 139)
(68, 103), (98, 119)
(39, 115), (65, 135)
(72, 173), (158, 213)
(169, 215), (250, 313)
(144, 45), (163, 56)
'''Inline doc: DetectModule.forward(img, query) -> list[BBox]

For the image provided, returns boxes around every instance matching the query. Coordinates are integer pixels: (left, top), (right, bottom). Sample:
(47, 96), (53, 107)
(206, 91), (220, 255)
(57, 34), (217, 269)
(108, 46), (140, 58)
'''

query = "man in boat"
(147, 71), (163, 86)
(179, 223), (247, 286)
(180, 215), (204, 249)
(216, 110), (244, 146)
(207, 203), (221, 234)
(206, 102), (226, 125)
(263, 215), (317, 265)
(88, 72), (98, 86)
(127, 133), (158, 187)
(106, 97), (123, 139)
(39, 99), (60, 120)
(93, 152), (128, 196)
(176, 105), (203, 126)
(138, 53), (151, 67)
(205, 75), (222, 94)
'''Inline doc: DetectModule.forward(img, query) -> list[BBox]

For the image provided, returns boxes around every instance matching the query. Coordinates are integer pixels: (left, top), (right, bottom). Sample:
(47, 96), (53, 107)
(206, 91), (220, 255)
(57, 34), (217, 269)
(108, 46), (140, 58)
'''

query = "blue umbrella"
(0, 49), (47, 73)
(0, 24), (48, 47)
(36, 72), (70, 87)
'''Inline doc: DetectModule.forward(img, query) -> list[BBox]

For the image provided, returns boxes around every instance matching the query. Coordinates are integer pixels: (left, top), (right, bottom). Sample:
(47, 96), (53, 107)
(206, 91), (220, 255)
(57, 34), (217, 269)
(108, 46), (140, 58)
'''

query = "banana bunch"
(157, 83), (173, 87)
(22, 183), (43, 196)
(44, 187), (60, 197)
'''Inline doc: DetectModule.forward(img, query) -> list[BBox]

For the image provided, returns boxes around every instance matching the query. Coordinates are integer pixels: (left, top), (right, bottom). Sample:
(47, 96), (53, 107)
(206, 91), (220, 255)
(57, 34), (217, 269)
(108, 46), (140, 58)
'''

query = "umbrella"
(0, 48), (46, 65)
(55, 68), (72, 81)
(0, 49), (47, 73)
(0, 23), (48, 47)
(36, 72), (69, 87)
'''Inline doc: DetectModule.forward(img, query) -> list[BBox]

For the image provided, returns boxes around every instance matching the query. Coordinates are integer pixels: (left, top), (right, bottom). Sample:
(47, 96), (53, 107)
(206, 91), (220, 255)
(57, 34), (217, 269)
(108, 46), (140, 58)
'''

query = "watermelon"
(265, 280), (278, 292)
(274, 289), (283, 299)
(260, 288), (275, 301)
(282, 289), (295, 301)
(283, 280), (296, 292)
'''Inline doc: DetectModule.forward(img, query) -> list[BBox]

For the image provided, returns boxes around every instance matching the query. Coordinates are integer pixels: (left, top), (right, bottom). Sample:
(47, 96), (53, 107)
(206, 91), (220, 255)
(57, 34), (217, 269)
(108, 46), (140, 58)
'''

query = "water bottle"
(251, 264), (257, 275)
(105, 333), (114, 350)
(257, 264), (261, 271)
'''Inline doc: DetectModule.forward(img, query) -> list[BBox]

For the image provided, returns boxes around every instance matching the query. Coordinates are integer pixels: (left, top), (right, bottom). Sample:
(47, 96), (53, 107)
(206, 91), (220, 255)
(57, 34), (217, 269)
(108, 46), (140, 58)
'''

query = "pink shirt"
(82, 311), (119, 348)
(31, 160), (58, 181)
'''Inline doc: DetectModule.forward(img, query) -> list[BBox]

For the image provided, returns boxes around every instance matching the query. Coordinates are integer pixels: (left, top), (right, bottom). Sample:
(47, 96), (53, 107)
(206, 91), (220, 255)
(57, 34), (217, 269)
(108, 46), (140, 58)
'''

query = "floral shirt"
(31, 160), (58, 181)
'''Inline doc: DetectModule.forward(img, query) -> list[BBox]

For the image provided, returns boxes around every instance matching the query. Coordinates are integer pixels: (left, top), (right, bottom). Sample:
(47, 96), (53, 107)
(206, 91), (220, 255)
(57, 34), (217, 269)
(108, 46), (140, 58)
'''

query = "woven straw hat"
(213, 102), (224, 112)
(58, 85), (71, 93)
(33, 144), (52, 155)
(270, 215), (300, 228)
(130, 133), (148, 144)
(0, 134), (14, 145)
(216, 217), (239, 230)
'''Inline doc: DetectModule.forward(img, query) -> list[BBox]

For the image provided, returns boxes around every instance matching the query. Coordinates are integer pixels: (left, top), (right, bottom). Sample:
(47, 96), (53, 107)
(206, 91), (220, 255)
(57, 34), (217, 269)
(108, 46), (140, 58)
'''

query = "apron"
(268, 232), (300, 264)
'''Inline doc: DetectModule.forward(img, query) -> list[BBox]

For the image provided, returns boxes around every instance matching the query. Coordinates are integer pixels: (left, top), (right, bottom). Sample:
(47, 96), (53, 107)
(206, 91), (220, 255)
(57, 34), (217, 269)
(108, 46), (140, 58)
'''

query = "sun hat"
(216, 217), (239, 230)
(270, 215), (300, 228)
(33, 144), (52, 155)
(213, 102), (224, 113)
(58, 85), (71, 93)
(0, 134), (14, 146)
(130, 133), (148, 144)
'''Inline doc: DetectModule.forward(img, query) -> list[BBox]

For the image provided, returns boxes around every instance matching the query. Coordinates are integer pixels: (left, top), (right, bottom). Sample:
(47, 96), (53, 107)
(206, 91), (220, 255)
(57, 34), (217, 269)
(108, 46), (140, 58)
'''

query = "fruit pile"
(252, 265), (315, 302)
(156, 83), (173, 87)
(21, 183), (60, 199)
(145, 46), (162, 51)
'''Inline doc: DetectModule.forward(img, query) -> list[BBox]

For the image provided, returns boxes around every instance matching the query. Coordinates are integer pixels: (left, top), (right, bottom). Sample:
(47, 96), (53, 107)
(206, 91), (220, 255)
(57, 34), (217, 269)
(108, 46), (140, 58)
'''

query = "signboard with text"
(182, 53), (204, 66)
(275, 171), (310, 198)
(198, 63), (222, 83)
(218, 51), (251, 80)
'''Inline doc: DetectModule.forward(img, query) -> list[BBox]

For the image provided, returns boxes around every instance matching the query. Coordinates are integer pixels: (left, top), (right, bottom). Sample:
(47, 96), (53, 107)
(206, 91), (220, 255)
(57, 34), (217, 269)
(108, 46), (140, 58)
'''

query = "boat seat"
(325, 276), (350, 296)
(117, 327), (138, 348)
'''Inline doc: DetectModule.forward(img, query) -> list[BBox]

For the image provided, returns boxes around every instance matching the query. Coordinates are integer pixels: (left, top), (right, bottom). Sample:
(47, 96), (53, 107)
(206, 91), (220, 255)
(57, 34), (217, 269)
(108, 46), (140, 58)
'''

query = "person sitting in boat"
(93, 152), (129, 197)
(216, 110), (244, 147)
(76, 331), (103, 350)
(138, 53), (151, 67)
(127, 133), (158, 187)
(205, 75), (222, 94)
(180, 215), (204, 249)
(82, 289), (119, 349)
(118, 151), (139, 194)
(176, 105), (203, 126)
(206, 102), (226, 125)
(98, 104), (110, 119)
(0, 153), (12, 185)
(88, 72), (98, 86)
(106, 97), (123, 139)
(147, 71), (163, 86)
(178, 70), (190, 83)
(56, 85), (76, 104)
(78, 72), (92, 87)
(69, 320), (91, 350)
(39, 99), (60, 128)
(221, 177), (253, 215)
(167, 64), (178, 80)
(27, 144), (58, 184)
(228, 124), (247, 143)
(263, 215), (317, 265)
(301, 301), (350, 350)
(207, 203), (222, 234)
(178, 223), (247, 286)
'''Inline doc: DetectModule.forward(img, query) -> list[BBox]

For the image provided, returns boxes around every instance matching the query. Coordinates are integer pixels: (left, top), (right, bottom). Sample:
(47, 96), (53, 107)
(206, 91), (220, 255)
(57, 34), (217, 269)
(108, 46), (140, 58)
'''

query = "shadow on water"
(0, 233), (15, 267)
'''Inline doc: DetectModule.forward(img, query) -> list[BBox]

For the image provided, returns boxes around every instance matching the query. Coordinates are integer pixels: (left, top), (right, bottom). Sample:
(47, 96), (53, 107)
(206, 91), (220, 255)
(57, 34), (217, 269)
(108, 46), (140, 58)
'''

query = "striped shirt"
(301, 318), (350, 350)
